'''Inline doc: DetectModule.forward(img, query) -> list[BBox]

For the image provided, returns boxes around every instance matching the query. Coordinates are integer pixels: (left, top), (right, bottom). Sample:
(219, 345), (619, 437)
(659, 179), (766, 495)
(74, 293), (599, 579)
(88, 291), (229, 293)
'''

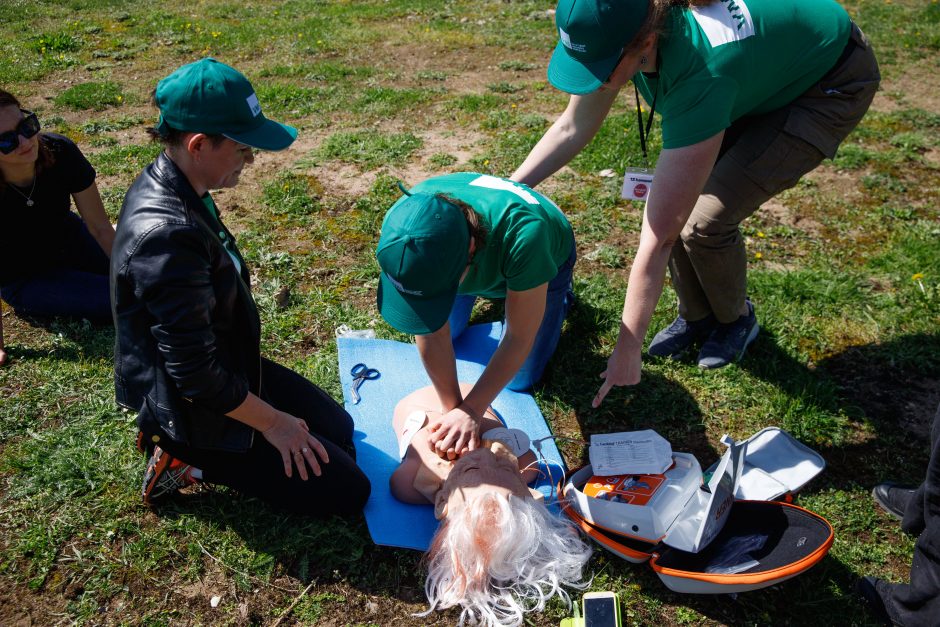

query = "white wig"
(421, 492), (592, 626)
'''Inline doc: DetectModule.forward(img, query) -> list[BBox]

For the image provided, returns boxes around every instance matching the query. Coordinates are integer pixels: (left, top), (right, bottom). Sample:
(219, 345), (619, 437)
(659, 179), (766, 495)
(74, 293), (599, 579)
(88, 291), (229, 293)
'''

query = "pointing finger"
(592, 379), (613, 409)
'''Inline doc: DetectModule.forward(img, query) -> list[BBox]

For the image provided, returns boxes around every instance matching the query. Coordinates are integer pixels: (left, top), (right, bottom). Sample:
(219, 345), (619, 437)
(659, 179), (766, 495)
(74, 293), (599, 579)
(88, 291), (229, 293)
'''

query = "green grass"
(53, 81), (126, 110)
(89, 142), (162, 176)
(318, 130), (423, 169)
(0, 0), (939, 625)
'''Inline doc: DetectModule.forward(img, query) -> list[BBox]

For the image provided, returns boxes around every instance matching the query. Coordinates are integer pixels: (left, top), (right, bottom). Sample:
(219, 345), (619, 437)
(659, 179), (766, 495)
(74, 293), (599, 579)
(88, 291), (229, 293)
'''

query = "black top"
(0, 133), (96, 285)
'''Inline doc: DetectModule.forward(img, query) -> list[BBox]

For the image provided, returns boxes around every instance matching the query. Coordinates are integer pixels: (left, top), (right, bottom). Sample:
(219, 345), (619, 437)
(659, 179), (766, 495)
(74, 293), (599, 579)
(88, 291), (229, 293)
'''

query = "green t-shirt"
(408, 173), (574, 299)
(634, 0), (851, 149)
(202, 194), (244, 275)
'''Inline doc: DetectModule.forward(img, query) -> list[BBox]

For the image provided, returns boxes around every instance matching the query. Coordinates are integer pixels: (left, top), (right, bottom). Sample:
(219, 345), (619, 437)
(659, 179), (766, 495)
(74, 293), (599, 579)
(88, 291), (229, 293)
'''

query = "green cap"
(548, 0), (649, 95)
(154, 58), (297, 151)
(376, 193), (470, 335)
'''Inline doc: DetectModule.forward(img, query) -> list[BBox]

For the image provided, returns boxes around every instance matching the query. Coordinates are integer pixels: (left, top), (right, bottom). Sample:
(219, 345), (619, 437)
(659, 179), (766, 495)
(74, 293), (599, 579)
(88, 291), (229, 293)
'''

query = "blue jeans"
(448, 245), (576, 391)
(0, 212), (111, 324)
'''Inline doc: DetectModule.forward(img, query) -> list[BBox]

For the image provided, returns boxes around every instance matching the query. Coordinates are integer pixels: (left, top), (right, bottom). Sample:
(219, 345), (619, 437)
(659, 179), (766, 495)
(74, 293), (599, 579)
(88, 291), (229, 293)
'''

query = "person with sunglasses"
(0, 89), (115, 367)
(511, 0), (879, 405)
(111, 59), (370, 514)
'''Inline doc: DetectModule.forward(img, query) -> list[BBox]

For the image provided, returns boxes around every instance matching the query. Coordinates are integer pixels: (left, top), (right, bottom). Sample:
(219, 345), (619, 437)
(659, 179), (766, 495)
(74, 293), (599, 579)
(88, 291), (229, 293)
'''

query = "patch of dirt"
(924, 147), (940, 166)
(0, 587), (66, 627)
(754, 197), (824, 239)
(871, 56), (940, 114)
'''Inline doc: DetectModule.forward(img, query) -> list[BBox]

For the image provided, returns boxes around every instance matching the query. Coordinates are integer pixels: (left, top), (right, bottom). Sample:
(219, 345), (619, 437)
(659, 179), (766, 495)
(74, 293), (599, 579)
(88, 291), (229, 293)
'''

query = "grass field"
(1, 0), (939, 625)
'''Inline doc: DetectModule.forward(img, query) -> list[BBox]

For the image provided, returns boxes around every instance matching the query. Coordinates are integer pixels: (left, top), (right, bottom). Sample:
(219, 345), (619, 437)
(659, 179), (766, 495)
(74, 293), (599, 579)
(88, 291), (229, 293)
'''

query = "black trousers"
(152, 358), (371, 517)
(887, 402), (940, 626)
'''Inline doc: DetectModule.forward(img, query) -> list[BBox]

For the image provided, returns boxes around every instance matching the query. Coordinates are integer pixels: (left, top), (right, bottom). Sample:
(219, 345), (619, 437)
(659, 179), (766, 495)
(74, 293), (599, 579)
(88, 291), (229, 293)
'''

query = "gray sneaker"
(697, 300), (759, 369)
(648, 314), (717, 359)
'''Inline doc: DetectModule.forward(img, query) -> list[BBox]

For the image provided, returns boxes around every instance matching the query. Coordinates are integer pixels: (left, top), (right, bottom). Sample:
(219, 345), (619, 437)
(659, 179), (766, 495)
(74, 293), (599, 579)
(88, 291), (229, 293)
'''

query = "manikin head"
(422, 441), (592, 626)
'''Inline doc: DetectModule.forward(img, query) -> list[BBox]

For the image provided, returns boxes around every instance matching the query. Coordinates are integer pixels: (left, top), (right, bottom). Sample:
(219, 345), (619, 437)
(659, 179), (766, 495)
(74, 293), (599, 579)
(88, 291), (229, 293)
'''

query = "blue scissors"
(350, 362), (380, 404)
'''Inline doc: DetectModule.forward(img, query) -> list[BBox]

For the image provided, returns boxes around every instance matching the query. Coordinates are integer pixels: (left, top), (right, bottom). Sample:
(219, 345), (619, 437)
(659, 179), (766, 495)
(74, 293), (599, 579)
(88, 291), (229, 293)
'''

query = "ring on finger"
(301, 447), (309, 453)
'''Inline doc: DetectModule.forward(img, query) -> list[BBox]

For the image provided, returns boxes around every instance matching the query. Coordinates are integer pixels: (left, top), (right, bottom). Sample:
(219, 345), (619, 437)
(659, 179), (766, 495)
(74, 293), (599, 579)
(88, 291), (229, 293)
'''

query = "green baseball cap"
(376, 193), (470, 335)
(154, 58), (297, 151)
(548, 0), (650, 95)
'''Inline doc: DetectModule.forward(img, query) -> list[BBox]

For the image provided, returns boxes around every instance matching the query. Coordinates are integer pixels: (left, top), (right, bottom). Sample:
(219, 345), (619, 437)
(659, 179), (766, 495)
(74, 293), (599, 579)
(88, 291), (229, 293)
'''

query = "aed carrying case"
(563, 428), (833, 594)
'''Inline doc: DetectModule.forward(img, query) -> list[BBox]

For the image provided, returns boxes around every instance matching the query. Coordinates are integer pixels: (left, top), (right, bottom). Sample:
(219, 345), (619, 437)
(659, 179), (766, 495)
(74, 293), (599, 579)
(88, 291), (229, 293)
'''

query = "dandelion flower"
(754, 252), (763, 260)
(912, 273), (925, 281)
(757, 231), (765, 238)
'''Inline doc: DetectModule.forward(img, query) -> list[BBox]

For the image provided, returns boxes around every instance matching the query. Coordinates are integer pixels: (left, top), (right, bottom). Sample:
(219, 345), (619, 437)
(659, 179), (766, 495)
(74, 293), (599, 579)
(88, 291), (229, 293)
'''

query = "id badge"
(621, 167), (654, 202)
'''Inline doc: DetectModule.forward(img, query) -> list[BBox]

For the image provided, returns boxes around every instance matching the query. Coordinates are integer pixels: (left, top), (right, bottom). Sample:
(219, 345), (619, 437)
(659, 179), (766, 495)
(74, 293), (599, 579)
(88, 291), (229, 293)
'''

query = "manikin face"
(196, 136), (254, 190)
(440, 441), (531, 513)
(0, 105), (40, 171)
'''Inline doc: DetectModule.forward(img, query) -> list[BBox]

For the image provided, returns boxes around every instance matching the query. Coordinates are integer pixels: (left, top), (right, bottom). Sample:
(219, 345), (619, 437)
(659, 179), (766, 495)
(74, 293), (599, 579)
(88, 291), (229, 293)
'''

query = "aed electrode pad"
(482, 427), (531, 458)
(398, 410), (427, 460)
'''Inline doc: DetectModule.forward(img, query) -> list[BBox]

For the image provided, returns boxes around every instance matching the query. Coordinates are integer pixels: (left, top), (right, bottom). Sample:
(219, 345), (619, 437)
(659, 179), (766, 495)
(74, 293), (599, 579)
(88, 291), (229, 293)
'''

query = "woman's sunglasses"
(0, 111), (41, 155)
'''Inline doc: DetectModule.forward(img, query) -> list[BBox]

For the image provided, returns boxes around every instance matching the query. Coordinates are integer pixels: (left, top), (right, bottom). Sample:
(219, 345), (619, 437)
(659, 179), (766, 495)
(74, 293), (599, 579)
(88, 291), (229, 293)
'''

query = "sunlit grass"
(0, 0), (938, 625)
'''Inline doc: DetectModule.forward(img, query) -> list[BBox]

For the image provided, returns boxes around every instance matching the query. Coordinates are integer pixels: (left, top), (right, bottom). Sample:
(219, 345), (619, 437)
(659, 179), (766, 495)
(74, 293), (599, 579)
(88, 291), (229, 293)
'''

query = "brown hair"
(146, 89), (226, 148)
(436, 193), (488, 256)
(146, 125), (227, 148)
(625, 0), (716, 54)
(0, 89), (55, 190)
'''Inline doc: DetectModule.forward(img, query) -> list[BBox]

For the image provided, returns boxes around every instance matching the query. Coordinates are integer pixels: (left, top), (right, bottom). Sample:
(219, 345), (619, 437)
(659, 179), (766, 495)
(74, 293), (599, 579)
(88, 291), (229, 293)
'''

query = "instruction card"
(589, 429), (673, 476)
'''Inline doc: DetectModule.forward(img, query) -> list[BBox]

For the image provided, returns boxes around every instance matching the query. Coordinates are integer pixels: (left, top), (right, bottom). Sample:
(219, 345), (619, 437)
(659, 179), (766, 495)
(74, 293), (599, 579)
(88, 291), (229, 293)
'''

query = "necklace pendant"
(26, 199), (34, 207)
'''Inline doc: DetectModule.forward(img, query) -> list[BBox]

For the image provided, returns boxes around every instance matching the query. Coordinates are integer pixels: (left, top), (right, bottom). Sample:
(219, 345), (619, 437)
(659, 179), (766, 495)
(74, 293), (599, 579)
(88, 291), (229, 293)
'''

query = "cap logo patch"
(246, 92), (262, 117)
(386, 272), (423, 296)
(559, 28), (586, 53)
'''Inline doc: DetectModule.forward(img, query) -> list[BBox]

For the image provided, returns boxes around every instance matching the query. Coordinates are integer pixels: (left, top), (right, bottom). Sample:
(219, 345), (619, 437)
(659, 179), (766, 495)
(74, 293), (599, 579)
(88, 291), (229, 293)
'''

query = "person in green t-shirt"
(512, 0), (879, 405)
(376, 173), (576, 459)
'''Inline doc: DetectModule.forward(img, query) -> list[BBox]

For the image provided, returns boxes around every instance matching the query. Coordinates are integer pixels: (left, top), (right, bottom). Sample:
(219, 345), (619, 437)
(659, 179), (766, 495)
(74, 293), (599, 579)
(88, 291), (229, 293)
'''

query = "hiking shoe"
(142, 447), (197, 506)
(697, 300), (759, 369)
(872, 482), (917, 520)
(855, 577), (895, 626)
(648, 314), (717, 359)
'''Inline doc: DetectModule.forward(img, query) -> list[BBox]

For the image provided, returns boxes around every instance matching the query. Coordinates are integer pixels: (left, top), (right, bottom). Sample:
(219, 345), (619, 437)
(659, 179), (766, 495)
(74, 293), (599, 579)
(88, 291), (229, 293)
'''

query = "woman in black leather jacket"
(111, 58), (370, 514)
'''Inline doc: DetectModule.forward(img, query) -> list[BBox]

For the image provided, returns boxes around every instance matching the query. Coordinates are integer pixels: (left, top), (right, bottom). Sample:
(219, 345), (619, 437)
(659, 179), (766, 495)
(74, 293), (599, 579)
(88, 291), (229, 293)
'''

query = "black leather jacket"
(111, 152), (260, 452)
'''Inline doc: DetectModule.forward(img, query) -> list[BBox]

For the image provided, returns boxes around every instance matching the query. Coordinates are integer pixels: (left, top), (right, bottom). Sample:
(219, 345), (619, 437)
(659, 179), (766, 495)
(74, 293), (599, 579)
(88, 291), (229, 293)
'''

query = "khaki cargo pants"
(668, 23), (881, 323)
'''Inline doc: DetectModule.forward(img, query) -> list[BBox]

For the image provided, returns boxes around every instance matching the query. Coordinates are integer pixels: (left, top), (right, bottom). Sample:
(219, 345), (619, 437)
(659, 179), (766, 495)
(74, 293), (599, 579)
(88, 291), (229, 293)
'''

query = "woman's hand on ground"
(0, 346), (7, 367)
(427, 406), (480, 460)
(593, 343), (642, 407)
(261, 412), (330, 480)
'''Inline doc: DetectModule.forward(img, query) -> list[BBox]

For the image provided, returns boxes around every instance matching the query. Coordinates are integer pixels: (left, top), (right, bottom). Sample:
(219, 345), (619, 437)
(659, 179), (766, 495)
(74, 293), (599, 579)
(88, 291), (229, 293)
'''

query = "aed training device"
(563, 428), (834, 594)
(577, 453), (702, 545)
(582, 591), (621, 627)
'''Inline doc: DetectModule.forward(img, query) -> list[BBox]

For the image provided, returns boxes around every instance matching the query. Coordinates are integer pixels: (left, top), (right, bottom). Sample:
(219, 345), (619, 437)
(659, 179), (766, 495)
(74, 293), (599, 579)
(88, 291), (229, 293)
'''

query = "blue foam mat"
(338, 322), (566, 551)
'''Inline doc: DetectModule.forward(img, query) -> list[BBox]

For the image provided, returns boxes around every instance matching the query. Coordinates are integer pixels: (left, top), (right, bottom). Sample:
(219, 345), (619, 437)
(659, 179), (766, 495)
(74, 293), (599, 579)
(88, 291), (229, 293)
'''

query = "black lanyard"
(634, 80), (658, 167)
